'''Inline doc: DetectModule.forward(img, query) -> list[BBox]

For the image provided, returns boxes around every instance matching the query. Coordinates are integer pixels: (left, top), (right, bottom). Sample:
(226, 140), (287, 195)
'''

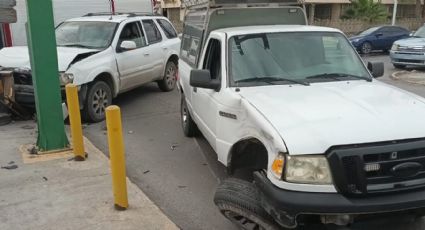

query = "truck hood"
(394, 37), (425, 46)
(0, 46), (99, 71)
(239, 81), (425, 155)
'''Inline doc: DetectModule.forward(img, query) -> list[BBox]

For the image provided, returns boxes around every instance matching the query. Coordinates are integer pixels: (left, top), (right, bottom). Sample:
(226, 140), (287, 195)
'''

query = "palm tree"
(342, 0), (388, 22)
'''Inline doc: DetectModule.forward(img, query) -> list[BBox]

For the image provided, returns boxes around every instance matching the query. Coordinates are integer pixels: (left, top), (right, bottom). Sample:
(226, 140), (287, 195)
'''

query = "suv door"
(192, 37), (223, 150)
(141, 19), (165, 80)
(115, 21), (151, 91)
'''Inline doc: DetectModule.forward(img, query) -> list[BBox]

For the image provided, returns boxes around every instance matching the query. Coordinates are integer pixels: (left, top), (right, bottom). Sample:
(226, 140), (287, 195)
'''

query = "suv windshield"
(56, 21), (118, 49)
(229, 32), (371, 86)
(414, 26), (425, 38)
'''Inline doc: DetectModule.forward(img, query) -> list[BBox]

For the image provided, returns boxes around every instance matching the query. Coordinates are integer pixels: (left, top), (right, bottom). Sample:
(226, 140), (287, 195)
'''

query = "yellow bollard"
(65, 84), (86, 161)
(106, 105), (128, 210)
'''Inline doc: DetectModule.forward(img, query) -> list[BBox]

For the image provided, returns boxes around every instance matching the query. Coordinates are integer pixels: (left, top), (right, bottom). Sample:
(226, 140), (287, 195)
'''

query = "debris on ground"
(143, 170), (150, 174)
(128, 130), (134, 134)
(42, 176), (48, 181)
(171, 143), (179, 151)
(8, 161), (15, 165)
(178, 185), (187, 189)
(1, 165), (18, 170)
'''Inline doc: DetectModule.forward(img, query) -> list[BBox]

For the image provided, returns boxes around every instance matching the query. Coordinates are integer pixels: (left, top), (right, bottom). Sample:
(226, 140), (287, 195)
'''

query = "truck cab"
(178, 0), (425, 229)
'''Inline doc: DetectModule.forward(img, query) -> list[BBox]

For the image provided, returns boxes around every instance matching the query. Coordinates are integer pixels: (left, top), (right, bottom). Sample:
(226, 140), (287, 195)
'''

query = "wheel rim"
(223, 210), (266, 230)
(362, 43), (371, 54)
(182, 102), (188, 127)
(92, 88), (109, 118)
(165, 64), (177, 88)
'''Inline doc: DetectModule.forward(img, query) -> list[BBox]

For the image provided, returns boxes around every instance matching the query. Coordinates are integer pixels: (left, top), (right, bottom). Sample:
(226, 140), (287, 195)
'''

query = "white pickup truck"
(178, 1), (425, 229)
(0, 13), (180, 122)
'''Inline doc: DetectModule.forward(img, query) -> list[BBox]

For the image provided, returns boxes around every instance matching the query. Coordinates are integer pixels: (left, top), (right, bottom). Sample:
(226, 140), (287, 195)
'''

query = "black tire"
(393, 64), (406, 69)
(181, 96), (197, 137)
(158, 61), (177, 92)
(214, 178), (282, 230)
(82, 81), (112, 123)
(361, 42), (372, 54)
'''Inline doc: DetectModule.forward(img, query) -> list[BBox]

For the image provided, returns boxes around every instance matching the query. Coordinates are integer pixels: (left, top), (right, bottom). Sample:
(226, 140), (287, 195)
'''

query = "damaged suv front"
(0, 20), (116, 108)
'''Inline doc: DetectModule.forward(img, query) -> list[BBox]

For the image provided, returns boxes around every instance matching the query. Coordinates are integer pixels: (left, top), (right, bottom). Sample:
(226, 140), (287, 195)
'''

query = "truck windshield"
(414, 26), (425, 38)
(229, 32), (371, 86)
(56, 21), (117, 49)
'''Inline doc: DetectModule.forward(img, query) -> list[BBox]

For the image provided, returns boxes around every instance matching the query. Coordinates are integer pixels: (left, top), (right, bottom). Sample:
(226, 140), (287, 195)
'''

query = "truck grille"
(327, 139), (425, 197)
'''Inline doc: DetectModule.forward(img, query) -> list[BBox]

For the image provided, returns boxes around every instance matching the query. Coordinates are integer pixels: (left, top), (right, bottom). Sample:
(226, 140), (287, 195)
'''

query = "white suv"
(0, 13), (180, 122)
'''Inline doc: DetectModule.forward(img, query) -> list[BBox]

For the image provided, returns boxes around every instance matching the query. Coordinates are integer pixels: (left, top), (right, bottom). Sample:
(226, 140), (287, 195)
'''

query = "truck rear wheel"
(158, 61), (177, 92)
(214, 178), (281, 230)
(181, 96), (197, 137)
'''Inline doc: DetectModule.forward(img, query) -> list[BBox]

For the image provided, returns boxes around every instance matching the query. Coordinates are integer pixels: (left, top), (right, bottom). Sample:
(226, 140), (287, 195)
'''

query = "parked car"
(0, 13), (180, 122)
(390, 24), (425, 68)
(349, 26), (410, 54)
(179, 2), (425, 229)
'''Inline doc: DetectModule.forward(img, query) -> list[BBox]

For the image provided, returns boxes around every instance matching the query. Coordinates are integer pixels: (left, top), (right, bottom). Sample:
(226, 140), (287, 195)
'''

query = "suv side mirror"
(368, 62), (384, 78)
(190, 69), (221, 91)
(120, 40), (137, 51)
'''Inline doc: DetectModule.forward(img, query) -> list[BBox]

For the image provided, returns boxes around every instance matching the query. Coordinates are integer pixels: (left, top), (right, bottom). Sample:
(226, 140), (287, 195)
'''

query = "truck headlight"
(284, 155), (332, 185)
(391, 44), (399, 51)
(60, 73), (74, 85)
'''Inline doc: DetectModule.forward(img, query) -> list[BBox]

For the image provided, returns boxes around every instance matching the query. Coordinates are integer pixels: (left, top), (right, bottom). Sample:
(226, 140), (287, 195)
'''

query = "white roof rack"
(182, 0), (299, 8)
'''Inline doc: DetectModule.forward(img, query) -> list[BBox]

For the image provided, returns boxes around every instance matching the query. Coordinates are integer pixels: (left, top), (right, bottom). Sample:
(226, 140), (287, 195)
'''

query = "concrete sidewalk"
(0, 120), (178, 230)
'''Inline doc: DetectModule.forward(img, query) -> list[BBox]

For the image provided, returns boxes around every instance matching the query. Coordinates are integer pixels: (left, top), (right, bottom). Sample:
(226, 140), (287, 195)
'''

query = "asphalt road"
(84, 54), (425, 230)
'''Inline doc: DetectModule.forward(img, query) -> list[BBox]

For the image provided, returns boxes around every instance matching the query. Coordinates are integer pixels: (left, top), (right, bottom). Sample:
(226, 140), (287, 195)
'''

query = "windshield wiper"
(235, 76), (310, 86)
(306, 73), (372, 82)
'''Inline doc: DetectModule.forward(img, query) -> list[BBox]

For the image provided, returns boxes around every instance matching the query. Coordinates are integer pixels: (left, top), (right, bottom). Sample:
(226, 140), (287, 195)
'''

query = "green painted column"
(26, 0), (69, 152)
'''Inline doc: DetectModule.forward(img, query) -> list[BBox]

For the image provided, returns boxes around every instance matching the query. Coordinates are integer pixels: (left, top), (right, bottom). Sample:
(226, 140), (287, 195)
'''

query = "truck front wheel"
(214, 178), (281, 230)
(82, 81), (112, 122)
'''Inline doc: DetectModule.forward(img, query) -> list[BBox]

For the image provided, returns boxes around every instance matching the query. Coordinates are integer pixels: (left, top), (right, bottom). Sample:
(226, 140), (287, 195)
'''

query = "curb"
(391, 71), (425, 86)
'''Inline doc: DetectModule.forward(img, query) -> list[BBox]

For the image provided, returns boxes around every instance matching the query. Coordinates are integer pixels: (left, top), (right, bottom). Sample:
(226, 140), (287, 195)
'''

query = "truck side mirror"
(190, 69), (221, 91)
(367, 62), (384, 78)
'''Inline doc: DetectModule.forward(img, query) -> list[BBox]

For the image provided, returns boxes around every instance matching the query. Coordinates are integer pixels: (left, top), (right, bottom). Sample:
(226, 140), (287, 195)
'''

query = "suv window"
(157, 19), (178, 39)
(142, 20), (162, 44)
(118, 21), (146, 49)
(203, 39), (221, 80)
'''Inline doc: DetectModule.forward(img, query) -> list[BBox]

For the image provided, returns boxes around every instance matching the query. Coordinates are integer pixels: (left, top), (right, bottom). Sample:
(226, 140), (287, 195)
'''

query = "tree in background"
(342, 0), (388, 22)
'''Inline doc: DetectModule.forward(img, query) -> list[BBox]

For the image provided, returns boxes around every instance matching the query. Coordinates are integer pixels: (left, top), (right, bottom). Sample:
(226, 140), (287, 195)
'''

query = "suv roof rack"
(83, 12), (158, 17)
(182, 0), (300, 9)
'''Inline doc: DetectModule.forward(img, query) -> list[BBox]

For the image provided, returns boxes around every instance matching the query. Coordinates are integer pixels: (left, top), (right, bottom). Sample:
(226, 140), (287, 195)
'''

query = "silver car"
(390, 25), (425, 68)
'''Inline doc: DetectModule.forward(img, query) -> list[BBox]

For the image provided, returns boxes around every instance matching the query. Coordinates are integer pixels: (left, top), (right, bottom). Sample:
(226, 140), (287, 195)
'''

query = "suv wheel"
(181, 96), (197, 137)
(214, 178), (281, 230)
(158, 61), (177, 92)
(82, 81), (112, 123)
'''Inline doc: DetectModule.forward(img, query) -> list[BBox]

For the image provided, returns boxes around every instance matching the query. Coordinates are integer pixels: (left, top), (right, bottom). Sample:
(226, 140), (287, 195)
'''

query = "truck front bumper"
(253, 172), (425, 228)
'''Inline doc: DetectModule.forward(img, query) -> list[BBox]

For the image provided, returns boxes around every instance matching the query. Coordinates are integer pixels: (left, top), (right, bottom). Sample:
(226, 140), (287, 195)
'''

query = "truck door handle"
(193, 87), (197, 93)
(144, 53), (150, 56)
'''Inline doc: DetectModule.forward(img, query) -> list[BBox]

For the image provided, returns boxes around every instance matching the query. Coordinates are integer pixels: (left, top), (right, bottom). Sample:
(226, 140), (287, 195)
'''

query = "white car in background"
(0, 13), (180, 122)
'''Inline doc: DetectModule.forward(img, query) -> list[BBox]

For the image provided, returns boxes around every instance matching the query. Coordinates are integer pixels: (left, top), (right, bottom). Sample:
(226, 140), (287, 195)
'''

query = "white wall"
(10, 0), (152, 46)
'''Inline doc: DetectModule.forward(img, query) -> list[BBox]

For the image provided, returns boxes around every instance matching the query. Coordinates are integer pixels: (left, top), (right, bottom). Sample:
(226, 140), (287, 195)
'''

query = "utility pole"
(392, 0), (397, 25)
(26, 0), (69, 152)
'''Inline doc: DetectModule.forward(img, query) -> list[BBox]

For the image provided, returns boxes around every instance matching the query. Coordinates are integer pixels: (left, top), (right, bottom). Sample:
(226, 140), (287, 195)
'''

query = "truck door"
(192, 37), (223, 151)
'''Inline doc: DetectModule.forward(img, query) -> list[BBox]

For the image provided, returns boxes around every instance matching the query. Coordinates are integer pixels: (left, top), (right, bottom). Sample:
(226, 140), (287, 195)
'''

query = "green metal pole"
(26, 0), (69, 152)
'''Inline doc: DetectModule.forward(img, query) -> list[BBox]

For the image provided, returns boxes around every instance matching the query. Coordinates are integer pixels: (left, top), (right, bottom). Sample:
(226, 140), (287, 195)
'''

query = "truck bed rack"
(84, 12), (157, 17)
(182, 0), (301, 8)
